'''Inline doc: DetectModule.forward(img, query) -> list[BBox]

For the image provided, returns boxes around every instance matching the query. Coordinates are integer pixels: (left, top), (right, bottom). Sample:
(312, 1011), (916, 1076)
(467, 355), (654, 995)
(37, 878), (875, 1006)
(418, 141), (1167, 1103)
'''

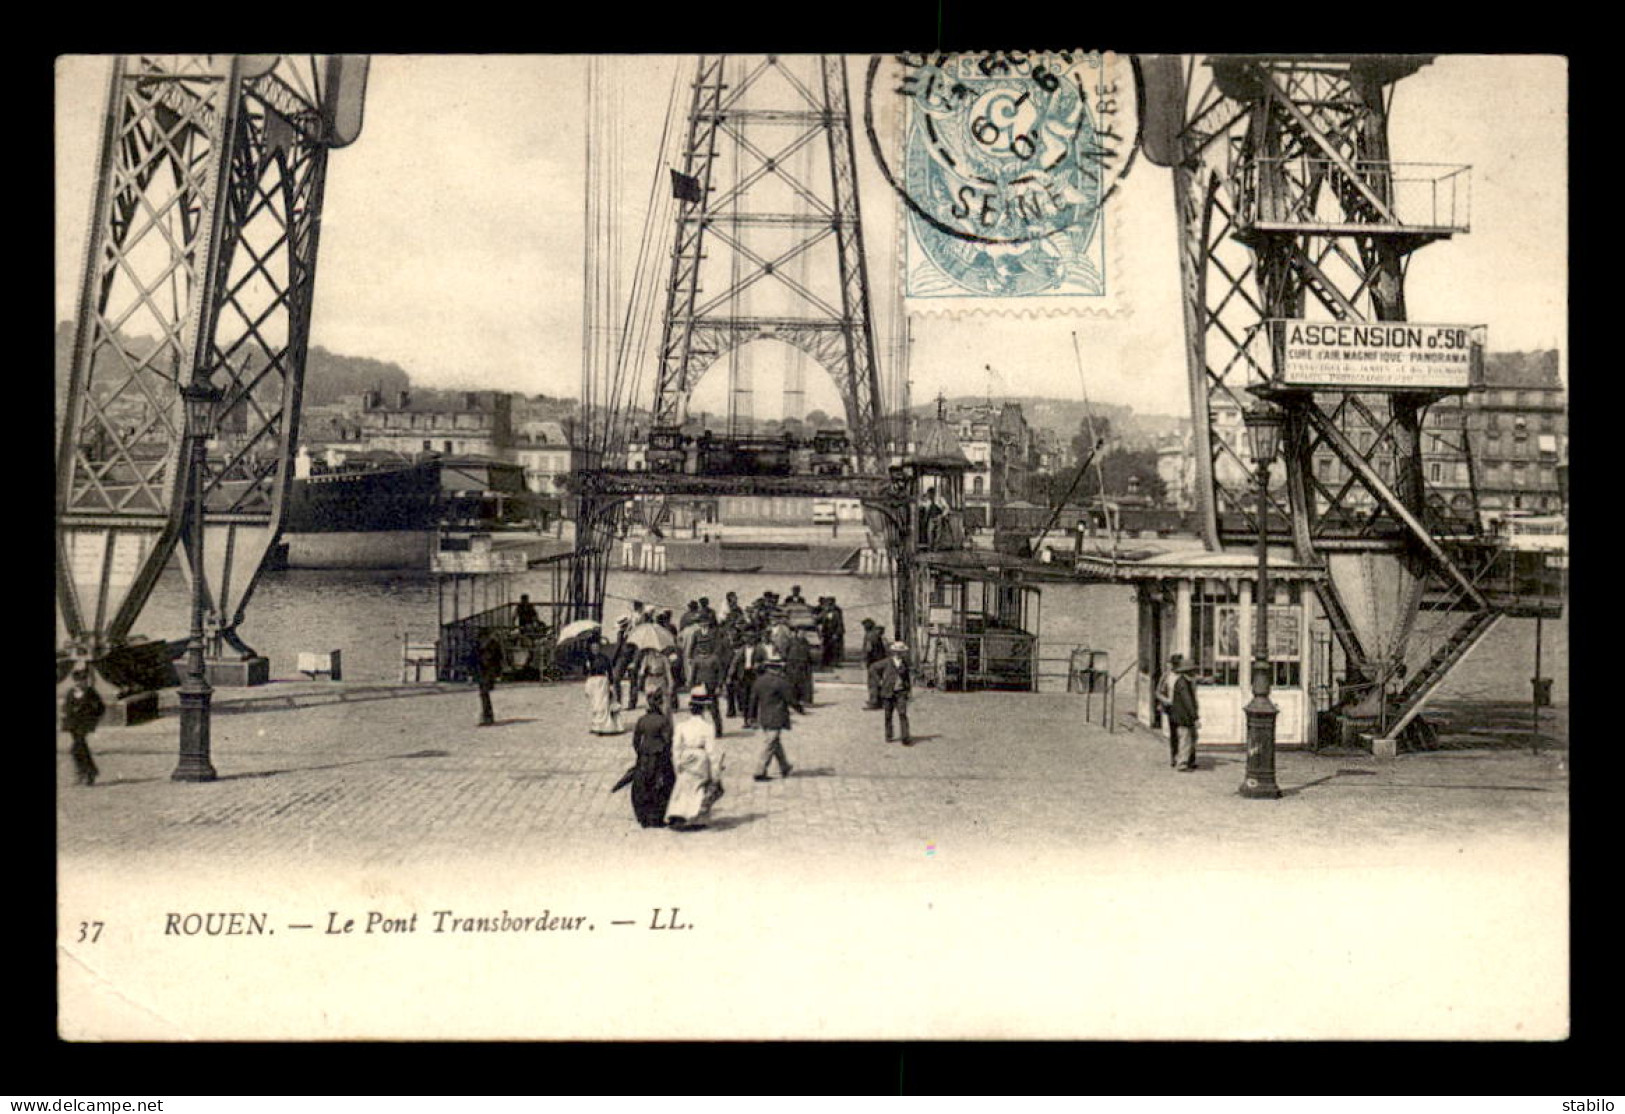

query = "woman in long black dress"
(628, 695), (676, 828)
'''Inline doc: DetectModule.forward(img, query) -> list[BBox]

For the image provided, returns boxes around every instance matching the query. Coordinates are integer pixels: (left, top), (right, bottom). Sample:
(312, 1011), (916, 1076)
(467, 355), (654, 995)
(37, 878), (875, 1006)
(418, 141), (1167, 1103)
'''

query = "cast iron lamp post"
(173, 380), (220, 783)
(1240, 405), (1286, 800)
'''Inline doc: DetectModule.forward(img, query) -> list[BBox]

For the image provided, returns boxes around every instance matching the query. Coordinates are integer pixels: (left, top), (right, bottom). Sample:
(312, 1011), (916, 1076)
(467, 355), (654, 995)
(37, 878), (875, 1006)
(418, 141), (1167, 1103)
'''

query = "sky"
(54, 54), (1567, 419)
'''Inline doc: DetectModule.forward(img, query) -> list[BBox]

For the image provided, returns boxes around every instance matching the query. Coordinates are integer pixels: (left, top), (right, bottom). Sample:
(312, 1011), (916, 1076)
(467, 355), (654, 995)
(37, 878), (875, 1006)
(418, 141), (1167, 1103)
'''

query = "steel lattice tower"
(1141, 54), (1496, 743)
(650, 55), (889, 470)
(56, 54), (366, 663)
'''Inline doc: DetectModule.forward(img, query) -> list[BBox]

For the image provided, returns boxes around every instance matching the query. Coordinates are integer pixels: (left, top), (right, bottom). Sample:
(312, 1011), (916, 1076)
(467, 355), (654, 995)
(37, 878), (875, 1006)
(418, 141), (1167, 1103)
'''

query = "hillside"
(54, 322), (413, 408)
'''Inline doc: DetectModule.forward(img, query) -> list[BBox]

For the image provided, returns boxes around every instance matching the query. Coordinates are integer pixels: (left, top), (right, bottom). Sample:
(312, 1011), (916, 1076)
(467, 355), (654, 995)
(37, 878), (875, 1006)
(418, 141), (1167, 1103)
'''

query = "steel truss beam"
(650, 56), (889, 471)
(1163, 55), (1488, 699)
(57, 54), (365, 664)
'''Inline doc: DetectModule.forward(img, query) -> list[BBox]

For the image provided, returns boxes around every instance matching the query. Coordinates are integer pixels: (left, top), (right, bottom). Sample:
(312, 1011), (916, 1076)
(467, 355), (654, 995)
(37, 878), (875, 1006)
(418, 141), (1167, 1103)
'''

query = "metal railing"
(1034, 645), (1135, 734)
(1236, 158), (1471, 233)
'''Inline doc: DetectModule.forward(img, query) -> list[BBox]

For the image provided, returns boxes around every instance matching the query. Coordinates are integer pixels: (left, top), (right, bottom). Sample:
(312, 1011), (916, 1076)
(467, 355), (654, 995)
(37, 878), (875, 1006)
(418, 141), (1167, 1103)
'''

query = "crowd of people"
(576, 585), (916, 831)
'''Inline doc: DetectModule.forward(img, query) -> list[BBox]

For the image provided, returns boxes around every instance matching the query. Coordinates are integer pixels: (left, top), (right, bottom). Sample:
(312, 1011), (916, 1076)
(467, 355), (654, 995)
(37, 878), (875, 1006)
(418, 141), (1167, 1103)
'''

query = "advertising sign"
(1272, 320), (1485, 390)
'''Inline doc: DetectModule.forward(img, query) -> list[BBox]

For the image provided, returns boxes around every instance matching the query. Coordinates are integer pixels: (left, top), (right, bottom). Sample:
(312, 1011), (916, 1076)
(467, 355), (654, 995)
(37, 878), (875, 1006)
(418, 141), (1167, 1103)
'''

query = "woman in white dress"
(665, 685), (724, 830)
(584, 637), (624, 735)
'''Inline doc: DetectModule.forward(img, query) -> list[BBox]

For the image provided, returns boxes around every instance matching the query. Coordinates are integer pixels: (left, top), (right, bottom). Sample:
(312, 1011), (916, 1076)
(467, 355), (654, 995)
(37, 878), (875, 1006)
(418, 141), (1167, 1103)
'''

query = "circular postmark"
(865, 51), (1135, 297)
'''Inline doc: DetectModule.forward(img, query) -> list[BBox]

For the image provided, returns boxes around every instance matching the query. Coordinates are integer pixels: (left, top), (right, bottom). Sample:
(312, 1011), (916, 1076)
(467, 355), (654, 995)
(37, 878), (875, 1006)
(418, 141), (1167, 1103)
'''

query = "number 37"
(75, 921), (104, 943)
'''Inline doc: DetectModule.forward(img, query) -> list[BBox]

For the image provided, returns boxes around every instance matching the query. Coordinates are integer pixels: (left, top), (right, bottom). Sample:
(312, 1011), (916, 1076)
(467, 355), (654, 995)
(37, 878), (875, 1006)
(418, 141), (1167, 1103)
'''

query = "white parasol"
(557, 618), (602, 644)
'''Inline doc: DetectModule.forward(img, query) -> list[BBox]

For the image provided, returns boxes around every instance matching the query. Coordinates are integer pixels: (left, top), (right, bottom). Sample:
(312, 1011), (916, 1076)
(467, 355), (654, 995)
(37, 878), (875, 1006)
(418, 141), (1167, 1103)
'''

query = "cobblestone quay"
(57, 664), (1568, 1040)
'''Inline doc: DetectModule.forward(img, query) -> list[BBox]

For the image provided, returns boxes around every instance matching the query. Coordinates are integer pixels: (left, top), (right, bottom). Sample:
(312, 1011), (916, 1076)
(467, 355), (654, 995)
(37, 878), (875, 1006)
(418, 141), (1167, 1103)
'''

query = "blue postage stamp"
(867, 52), (1129, 306)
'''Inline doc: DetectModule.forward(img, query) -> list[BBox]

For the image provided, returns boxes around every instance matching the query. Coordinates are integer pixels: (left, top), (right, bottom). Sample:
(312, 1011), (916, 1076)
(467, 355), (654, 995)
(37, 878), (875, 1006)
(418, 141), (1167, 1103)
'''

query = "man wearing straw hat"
(870, 641), (914, 746)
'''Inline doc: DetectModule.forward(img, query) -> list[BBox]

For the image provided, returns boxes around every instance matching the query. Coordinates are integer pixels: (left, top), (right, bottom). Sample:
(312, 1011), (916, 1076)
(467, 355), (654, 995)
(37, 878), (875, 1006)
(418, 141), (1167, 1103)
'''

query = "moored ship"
(277, 454), (443, 569)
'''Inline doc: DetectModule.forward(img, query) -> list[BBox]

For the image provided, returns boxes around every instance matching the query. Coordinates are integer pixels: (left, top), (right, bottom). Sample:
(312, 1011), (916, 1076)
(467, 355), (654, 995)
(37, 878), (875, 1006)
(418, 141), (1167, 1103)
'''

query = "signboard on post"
(1271, 320), (1485, 390)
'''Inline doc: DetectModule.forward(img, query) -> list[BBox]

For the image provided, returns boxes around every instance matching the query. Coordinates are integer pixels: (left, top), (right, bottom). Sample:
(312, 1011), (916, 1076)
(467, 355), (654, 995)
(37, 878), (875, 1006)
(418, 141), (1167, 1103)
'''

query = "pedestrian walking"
(739, 631), (772, 728)
(785, 629), (813, 712)
(584, 638), (625, 735)
(61, 668), (105, 786)
(474, 628), (504, 727)
(724, 635), (748, 722)
(617, 694), (674, 828)
(869, 641), (914, 745)
(750, 654), (796, 781)
(667, 686), (725, 830)
(1169, 658), (1201, 771)
(637, 646), (675, 715)
(688, 622), (725, 736)
(862, 619), (887, 709)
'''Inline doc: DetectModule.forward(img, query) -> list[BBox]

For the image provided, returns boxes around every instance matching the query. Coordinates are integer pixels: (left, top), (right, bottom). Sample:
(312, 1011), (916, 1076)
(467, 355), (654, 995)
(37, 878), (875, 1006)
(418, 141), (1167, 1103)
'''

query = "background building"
(513, 419), (581, 495)
(357, 388), (514, 459)
(1420, 349), (1566, 526)
(952, 401), (1034, 528)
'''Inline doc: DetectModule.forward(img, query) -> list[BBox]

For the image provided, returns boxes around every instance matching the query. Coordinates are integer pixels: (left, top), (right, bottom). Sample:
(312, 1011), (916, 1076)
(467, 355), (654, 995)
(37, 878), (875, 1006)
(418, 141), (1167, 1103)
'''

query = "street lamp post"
(173, 380), (220, 783)
(1240, 405), (1285, 800)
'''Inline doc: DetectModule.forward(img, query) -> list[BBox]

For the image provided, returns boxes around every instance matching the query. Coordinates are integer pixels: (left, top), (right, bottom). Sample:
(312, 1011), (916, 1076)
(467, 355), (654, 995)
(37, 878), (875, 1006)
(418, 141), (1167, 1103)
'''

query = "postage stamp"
(865, 51), (1134, 314)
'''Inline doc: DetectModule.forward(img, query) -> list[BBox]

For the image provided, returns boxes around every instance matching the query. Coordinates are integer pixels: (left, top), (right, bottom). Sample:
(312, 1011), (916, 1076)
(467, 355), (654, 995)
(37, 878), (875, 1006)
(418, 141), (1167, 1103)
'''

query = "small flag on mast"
(671, 169), (704, 204)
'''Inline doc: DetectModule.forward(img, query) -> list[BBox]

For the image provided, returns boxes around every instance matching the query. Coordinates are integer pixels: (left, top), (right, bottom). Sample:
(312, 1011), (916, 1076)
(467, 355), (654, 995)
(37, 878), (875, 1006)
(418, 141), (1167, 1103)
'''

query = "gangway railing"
(1034, 645), (1132, 734)
(1235, 157), (1471, 235)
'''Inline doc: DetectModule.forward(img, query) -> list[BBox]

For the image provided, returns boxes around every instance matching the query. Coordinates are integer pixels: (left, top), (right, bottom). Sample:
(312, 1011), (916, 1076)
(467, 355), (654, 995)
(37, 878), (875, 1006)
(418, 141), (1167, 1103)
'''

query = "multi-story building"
(952, 401), (1034, 528)
(357, 389), (514, 460)
(512, 419), (581, 495)
(298, 400), (366, 456)
(1033, 426), (1075, 479)
(1420, 349), (1566, 526)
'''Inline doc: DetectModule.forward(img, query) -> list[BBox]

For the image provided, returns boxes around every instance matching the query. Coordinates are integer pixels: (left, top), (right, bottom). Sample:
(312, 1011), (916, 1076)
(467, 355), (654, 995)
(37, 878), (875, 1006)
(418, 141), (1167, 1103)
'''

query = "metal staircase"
(1376, 606), (1502, 747)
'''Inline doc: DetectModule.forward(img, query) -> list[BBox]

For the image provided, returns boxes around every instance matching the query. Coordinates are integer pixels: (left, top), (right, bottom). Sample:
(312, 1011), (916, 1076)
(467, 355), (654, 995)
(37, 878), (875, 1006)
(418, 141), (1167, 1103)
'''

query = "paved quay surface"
(58, 663), (1568, 871)
(56, 666), (1570, 1041)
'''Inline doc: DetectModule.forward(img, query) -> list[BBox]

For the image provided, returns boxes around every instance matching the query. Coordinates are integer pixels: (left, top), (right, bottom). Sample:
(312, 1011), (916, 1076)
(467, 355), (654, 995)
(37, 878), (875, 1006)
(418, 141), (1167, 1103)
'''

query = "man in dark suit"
(869, 641), (914, 745)
(61, 668), (106, 786)
(861, 619), (887, 710)
(785, 629), (813, 713)
(1169, 658), (1201, 771)
(474, 629), (504, 727)
(750, 654), (796, 781)
(827, 600), (846, 667)
(1155, 653), (1184, 768)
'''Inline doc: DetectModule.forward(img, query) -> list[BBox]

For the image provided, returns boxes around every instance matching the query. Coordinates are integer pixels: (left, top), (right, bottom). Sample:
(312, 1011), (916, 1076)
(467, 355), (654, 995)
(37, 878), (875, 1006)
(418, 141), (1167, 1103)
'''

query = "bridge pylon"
(1141, 54), (1496, 748)
(650, 55), (889, 471)
(56, 55), (366, 672)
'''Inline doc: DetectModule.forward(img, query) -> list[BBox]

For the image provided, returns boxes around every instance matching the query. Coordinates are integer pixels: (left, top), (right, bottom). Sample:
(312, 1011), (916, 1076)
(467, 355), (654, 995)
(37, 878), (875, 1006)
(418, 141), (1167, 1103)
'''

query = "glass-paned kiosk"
(1089, 549), (1323, 746)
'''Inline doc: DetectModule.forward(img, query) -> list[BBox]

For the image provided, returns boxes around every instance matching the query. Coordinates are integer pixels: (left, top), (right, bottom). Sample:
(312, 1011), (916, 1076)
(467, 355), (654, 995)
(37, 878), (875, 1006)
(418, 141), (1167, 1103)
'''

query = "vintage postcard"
(55, 53), (1567, 1041)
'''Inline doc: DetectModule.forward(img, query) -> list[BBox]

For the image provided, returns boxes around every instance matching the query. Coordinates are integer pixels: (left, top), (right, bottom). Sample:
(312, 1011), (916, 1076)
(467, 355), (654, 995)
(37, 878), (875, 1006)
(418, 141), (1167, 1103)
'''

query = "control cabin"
(916, 558), (1042, 692)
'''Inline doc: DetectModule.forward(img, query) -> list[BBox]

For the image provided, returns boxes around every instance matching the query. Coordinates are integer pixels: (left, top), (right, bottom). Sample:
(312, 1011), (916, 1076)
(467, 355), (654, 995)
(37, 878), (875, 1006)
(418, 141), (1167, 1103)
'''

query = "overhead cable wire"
(605, 59), (683, 460)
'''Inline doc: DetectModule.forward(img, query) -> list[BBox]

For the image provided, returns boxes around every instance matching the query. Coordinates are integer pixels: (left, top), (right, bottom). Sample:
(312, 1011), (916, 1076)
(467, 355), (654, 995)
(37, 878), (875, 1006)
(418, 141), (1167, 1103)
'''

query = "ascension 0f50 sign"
(1270, 319), (1486, 391)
